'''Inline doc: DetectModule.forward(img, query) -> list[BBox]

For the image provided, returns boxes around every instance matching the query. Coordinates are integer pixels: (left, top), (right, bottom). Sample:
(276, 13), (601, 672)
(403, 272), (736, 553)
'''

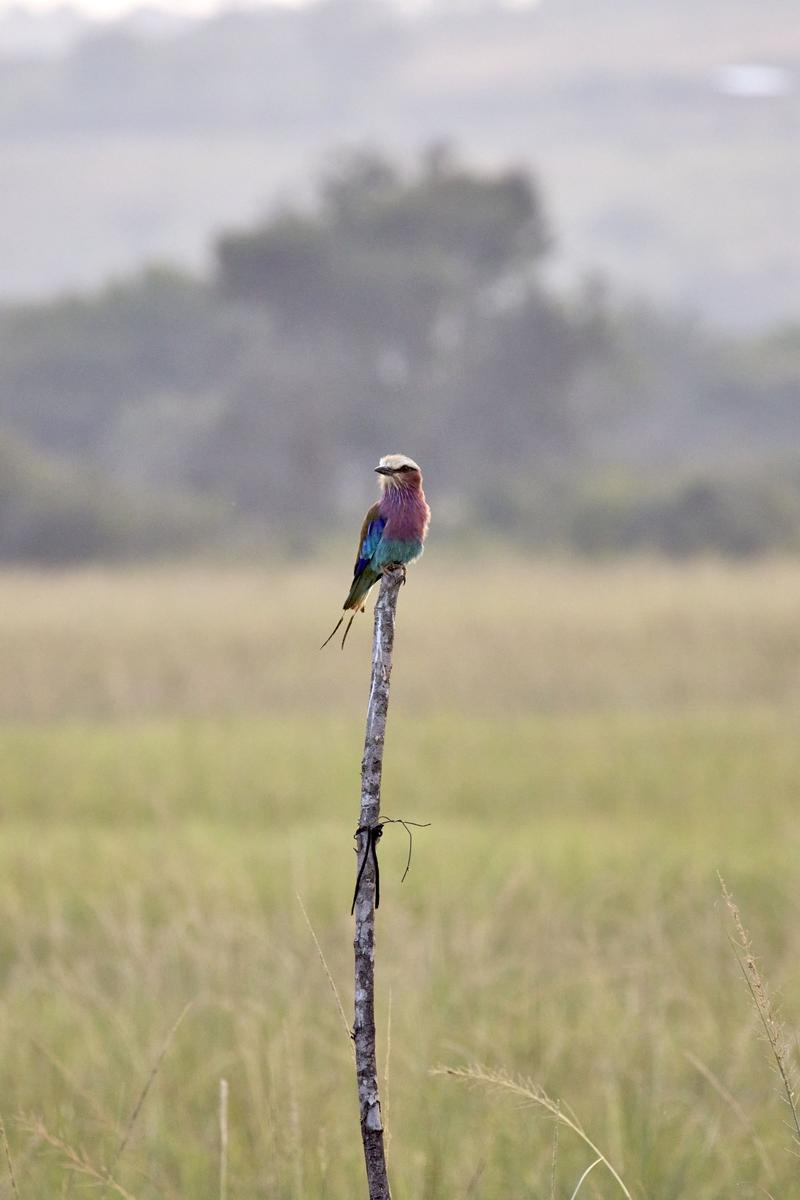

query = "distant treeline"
(1, 149), (799, 561)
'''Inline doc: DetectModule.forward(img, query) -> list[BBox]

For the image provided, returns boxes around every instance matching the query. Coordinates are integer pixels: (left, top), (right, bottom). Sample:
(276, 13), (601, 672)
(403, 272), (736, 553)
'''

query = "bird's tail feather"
(320, 616), (344, 649)
(319, 609), (361, 650)
(320, 567), (380, 650)
(343, 567), (380, 612)
(340, 612), (358, 649)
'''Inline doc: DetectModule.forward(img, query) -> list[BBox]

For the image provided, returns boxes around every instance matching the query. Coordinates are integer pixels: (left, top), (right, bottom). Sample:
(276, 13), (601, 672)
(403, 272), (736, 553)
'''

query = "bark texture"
(353, 567), (403, 1200)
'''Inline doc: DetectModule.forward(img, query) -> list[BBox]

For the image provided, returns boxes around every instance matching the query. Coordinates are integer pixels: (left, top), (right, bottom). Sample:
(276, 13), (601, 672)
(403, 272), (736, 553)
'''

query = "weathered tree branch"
(353, 567), (403, 1200)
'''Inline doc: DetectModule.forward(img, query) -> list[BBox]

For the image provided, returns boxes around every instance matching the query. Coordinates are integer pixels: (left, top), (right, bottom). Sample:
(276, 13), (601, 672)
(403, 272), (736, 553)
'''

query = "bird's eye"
(399, 464), (411, 472)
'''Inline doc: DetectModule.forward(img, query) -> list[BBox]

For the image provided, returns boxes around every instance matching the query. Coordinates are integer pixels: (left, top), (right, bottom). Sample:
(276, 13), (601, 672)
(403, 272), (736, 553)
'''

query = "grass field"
(0, 560), (799, 1199)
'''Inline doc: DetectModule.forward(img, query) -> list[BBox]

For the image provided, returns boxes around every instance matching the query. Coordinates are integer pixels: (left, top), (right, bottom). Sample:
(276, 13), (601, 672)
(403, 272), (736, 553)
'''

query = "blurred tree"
(0, 267), (245, 457)
(0, 429), (224, 562)
(216, 148), (550, 358)
(1, 150), (799, 561)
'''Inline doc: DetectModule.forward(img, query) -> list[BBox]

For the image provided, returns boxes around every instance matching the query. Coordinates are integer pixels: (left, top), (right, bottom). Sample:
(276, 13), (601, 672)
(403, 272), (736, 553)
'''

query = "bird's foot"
(387, 563), (407, 584)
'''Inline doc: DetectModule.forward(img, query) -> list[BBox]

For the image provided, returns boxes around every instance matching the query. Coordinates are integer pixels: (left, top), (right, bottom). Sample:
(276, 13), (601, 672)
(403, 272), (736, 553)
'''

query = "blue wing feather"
(354, 514), (386, 578)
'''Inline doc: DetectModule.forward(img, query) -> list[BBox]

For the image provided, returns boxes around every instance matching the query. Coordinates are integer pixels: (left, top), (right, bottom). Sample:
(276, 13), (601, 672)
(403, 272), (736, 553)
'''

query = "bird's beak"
(374, 466), (395, 476)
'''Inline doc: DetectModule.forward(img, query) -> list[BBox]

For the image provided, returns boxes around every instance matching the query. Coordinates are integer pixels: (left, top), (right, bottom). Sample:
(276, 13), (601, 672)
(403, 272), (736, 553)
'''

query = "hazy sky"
(9, 0), (307, 15)
(6, 0), (541, 18)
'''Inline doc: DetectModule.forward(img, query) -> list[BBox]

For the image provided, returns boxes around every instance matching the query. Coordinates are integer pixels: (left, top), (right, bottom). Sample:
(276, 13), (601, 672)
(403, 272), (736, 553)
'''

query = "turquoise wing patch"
(354, 516), (386, 579)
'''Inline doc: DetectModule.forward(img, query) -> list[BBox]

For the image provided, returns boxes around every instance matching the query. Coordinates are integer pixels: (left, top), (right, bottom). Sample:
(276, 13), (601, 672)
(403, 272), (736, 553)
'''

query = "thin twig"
(463, 1158), (486, 1197)
(283, 1023), (304, 1200)
(0, 1115), (20, 1200)
(549, 1101), (560, 1200)
(30, 1038), (121, 1136)
(219, 1078), (229, 1200)
(111, 1000), (193, 1171)
(683, 1048), (773, 1175)
(379, 818), (431, 884)
(296, 892), (353, 1051)
(383, 989), (393, 1172)
(18, 1116), (138, 1200)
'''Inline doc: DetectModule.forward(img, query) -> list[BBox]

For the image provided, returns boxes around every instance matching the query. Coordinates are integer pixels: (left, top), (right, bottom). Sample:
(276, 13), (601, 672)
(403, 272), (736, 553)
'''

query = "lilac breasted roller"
(321, 453), (431, 649)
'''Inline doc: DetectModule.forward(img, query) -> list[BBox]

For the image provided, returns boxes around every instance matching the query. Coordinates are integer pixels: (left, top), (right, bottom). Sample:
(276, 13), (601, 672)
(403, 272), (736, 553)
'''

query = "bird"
(321, 453), (431, 649)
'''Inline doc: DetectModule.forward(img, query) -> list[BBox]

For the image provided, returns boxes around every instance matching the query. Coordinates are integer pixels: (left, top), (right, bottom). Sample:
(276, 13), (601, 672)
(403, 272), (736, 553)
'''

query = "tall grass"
(0, 558), (799, 719)
(0, 561), (796, 1197)
(433, 1067), (632, 1198)
(720, 876), (800, 1155)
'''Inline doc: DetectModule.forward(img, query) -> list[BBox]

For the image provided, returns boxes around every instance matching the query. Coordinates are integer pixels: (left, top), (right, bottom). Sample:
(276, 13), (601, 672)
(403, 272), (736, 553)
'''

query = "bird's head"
(375, 453), (423, 490)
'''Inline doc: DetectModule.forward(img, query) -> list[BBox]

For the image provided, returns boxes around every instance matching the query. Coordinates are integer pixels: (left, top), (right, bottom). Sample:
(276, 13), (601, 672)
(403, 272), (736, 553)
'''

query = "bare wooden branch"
(353, 567), (404, 1200)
